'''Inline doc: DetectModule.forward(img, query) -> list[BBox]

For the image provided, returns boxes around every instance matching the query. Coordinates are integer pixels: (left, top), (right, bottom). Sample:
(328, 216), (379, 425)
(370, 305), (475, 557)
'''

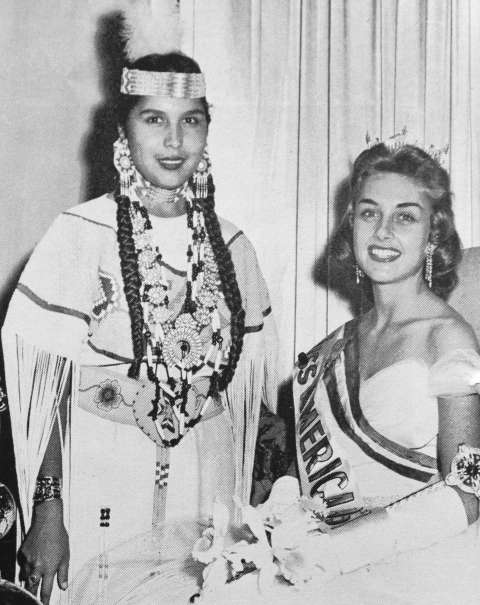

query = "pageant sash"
(293, 325), (365, 526)
(294, 320), (438, 527)
(327, 321), (438, 484)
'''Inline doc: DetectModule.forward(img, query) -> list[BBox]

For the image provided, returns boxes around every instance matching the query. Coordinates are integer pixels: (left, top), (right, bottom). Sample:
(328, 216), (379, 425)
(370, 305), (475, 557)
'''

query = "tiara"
(365, 127), (449, 167)
(120, 68), (206, 98)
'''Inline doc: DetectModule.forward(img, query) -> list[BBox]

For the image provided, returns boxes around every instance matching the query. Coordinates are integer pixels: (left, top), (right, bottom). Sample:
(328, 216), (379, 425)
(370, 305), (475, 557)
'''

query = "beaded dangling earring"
(193, 148), (211, 199)
(113, 134), (135, 197)
(355, 264), (364, 284)
(425, 242), (434, 288)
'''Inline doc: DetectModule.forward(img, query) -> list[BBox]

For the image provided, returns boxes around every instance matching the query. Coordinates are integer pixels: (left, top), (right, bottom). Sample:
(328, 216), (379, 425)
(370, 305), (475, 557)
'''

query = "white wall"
(0, 1), (120, 311)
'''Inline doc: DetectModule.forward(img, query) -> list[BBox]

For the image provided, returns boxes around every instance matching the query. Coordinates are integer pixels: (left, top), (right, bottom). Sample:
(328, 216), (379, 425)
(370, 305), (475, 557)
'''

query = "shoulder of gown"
(429, 349), (480, 397)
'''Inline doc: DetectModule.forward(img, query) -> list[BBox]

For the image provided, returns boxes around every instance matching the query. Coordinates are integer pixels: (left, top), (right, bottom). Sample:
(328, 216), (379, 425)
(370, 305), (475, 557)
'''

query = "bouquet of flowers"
(191, 477), (339, 602)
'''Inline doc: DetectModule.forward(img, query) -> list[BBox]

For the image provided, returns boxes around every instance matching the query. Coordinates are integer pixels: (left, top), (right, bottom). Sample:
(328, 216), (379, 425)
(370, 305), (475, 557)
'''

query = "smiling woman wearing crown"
(1, 48), (278, 605)
(256, 141), (480, 588)
(189, 142), (480, 604)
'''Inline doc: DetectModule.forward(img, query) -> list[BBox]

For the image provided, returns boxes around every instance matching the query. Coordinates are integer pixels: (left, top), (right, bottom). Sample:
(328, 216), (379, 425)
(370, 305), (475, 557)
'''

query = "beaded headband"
(120, 67), (206, 98)
(366, 127), (449, 167)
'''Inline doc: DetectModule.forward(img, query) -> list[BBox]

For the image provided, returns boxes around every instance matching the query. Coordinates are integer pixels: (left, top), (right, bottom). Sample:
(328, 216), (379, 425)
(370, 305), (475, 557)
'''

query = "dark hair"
(116, 52), (211, 127)
(115, 53), (244, 393)
(330, 143), (461, 299)
(200, 176), (245, 391)
(116, 194), (144, 379)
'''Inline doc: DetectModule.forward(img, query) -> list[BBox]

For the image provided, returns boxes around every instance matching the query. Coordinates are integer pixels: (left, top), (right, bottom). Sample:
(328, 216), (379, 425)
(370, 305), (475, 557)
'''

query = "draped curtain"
(184, 0), (480, 376)
(1, 0), (479, 379)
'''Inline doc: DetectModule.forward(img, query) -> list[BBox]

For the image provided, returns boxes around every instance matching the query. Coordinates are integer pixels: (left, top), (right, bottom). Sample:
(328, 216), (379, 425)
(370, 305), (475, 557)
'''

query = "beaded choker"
(128, 186), (227, 446)
(135, 179), (188, 214)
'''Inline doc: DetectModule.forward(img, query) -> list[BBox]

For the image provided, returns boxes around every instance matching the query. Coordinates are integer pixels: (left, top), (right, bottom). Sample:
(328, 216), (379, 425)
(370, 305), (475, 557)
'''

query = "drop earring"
(113, 135), (135, 197)
(425, 242), (434, 288)
(355, 264), (364, 285)
(193, 148), (211, 199)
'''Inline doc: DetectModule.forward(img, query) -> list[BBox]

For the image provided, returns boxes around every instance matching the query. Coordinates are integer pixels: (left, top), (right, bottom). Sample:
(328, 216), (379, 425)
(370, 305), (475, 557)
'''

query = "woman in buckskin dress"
(2, 52), (277, 604)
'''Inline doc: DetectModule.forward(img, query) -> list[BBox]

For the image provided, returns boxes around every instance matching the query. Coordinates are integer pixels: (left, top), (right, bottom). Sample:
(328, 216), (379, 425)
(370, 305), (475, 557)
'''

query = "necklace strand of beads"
(129, 190), (226, 446)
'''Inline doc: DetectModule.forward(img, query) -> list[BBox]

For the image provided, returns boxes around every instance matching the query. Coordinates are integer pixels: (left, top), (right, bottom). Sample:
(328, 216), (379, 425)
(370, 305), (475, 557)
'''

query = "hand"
(18, 499), (69, 604)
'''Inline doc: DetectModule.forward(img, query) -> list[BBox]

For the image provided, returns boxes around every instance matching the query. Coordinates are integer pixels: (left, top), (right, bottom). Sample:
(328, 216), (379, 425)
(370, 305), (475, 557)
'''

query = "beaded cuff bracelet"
(33, 476), (62, 504)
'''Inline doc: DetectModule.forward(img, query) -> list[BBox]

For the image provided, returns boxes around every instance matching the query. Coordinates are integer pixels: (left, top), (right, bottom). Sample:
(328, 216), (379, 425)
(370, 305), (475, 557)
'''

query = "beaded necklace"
(128, 185), (226, 446)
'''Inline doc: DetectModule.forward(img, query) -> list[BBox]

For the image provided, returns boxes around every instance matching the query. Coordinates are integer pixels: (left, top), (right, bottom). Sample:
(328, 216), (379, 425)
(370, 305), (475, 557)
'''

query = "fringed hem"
(2, 331), (76, 530)
(223, 330), (277, 515)
(261, 313), (279, 414)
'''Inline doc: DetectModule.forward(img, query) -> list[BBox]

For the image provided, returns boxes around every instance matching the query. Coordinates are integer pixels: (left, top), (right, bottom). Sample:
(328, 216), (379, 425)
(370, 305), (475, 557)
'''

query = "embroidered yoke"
(2, 194), (277, 603)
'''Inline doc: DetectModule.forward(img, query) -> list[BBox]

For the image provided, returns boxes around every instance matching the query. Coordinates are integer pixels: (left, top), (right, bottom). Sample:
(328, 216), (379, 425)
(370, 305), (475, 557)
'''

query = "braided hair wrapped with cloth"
(1, 6), (278, 603)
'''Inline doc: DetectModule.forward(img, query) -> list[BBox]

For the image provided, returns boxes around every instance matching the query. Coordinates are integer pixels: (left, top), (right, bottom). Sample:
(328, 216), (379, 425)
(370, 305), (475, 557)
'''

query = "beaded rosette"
(445, 443), (480, 497)
(129, 186), (228, 447)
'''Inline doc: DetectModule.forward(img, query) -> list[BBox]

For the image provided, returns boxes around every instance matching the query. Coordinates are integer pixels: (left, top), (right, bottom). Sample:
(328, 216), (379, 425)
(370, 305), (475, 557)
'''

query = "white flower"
(224, 499), (278, 590)
(192, 501), (229, 565)
(257, 476), (304, 529)
(193, 492), (336, 597)
(192, 528), (218, 565)
(201, 558), (230, 594)
(271, 524), (340, 585)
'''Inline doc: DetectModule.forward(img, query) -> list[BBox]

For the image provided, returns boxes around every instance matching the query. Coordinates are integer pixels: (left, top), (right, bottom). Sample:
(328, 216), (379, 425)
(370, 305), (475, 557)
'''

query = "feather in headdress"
(121, 0), (181, 61)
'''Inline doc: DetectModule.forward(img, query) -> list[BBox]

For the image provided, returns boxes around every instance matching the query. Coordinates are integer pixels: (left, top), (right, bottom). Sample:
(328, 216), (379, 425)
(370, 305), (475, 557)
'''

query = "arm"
(3, 210), (99, 603)
(324, 326), (480, 573)
(316, 393), (478, 576)
(273, 339), (480, 583)
(305, 321), (480, 575)
(434, 316), (480, 524)
(438, 392), (480, 524)
(20, 383), (70, 605)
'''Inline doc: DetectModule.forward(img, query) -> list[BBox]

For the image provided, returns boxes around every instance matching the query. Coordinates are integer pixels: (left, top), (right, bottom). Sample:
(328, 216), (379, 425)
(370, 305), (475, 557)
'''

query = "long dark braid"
(116, 192), (145, 378)
(200, 175), (246, 392)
